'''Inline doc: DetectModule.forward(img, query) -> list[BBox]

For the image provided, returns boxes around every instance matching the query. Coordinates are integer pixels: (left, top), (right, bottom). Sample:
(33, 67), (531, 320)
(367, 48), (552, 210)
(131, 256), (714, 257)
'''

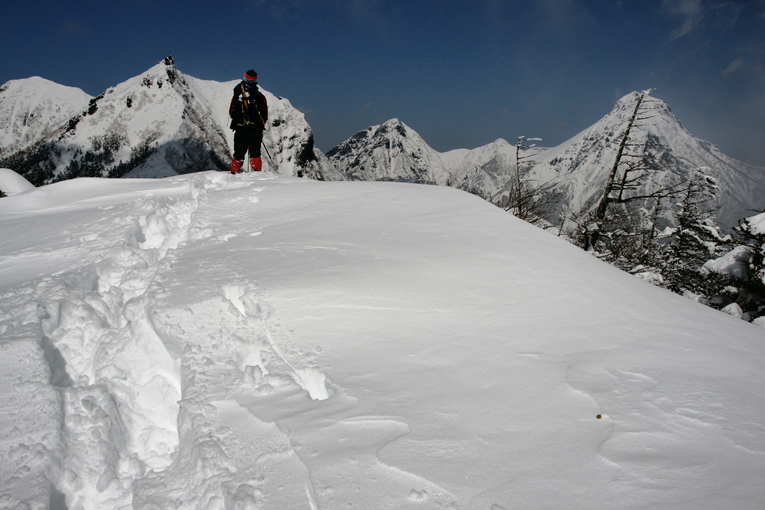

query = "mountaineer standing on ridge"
(229, 70), (268, 173)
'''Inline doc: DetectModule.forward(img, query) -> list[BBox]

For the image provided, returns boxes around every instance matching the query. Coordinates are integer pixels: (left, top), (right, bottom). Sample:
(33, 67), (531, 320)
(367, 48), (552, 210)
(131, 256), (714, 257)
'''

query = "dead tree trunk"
(595, 91), (645, 221)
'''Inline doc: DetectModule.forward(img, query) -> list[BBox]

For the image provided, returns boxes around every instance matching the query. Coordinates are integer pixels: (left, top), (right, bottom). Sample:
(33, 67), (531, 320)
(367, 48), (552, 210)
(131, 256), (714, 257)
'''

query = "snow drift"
(0, 167), (34, 195)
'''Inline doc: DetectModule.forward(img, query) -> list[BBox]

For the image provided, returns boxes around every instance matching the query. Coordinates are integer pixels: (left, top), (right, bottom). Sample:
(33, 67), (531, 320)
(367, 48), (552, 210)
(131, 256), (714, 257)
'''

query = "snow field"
(1, 170), (764, 509)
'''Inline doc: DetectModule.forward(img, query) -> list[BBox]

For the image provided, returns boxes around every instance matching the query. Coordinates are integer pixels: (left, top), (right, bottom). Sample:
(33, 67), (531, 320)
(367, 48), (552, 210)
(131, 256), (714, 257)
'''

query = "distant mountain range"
(2, 58), (763, 230)
(326, 94), (765, 230)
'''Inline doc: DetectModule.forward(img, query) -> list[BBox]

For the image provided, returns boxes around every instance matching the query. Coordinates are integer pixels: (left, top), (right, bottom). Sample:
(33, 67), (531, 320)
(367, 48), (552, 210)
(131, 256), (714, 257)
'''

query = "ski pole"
(255, 108), (277, 171)
(261, 139), (275, 170)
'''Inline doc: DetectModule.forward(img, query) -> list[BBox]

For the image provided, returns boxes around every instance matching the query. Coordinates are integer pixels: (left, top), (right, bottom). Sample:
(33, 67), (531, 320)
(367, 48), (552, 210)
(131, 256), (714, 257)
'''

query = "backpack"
(230, 82), (263, 129)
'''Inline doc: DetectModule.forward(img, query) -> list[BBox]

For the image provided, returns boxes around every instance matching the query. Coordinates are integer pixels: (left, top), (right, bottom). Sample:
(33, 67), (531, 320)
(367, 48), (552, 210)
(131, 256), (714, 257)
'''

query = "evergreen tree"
(661, 168), (730, 293)
(734, 211), (765, 295)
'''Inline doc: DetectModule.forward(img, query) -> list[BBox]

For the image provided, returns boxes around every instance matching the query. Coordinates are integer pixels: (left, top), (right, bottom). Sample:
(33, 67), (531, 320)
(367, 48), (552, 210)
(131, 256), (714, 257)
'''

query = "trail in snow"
(0, 171), (458, 510)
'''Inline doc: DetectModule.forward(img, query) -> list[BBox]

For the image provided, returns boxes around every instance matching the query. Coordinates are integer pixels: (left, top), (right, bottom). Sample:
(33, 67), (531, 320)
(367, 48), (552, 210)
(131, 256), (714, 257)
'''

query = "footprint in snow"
(409, 489), (428, 501)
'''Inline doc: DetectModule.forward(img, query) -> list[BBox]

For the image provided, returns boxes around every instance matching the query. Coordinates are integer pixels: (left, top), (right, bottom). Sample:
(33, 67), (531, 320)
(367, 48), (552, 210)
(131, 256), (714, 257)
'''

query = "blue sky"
(2, 1), (764, 166)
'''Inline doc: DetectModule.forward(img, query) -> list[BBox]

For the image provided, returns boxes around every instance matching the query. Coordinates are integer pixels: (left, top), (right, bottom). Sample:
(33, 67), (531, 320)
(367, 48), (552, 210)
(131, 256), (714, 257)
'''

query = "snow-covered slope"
(441, 137), (519, 201)
(0, 57), (340, 185)
(527, 91), (765, 230)
(1, 172), (764, 510)
(0, 76), (91, 156)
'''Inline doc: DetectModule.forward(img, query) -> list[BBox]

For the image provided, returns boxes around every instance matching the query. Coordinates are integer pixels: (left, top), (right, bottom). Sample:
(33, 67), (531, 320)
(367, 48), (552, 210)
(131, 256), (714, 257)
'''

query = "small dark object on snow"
(596, 415), (602, 419)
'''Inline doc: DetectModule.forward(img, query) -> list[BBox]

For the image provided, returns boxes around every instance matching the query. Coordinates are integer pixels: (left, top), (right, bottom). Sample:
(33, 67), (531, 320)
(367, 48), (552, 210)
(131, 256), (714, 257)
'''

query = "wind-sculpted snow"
(0, 167), (34, 195)
(0, 172), (459, 510)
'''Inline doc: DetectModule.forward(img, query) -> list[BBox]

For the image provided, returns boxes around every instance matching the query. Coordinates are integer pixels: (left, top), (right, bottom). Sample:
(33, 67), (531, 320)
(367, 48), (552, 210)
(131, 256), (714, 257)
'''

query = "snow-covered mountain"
(526, 91), (765, 230)
(327, 93), (765, 230)
(0, 57), (340, 185)
(1, 170), (764, 509)
(327, 118), (517, 200)
(327, 119), (447, 183)
(0, 76), (91, 157)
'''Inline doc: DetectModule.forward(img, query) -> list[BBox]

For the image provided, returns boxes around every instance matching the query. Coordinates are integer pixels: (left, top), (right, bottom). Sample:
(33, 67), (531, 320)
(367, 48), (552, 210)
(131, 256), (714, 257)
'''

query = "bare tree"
(502, 136), (560, 226)
(583, 90), (686, 251)
(507, 136), (541, 216)
(595, 91), (656, 220)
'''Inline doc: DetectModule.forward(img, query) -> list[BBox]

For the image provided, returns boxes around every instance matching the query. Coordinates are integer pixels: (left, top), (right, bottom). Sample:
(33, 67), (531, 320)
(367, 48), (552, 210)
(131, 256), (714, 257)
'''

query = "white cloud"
(663, 0), (705, 39)
(722, 57), (746, 77)
(663, 0), (749, 39)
